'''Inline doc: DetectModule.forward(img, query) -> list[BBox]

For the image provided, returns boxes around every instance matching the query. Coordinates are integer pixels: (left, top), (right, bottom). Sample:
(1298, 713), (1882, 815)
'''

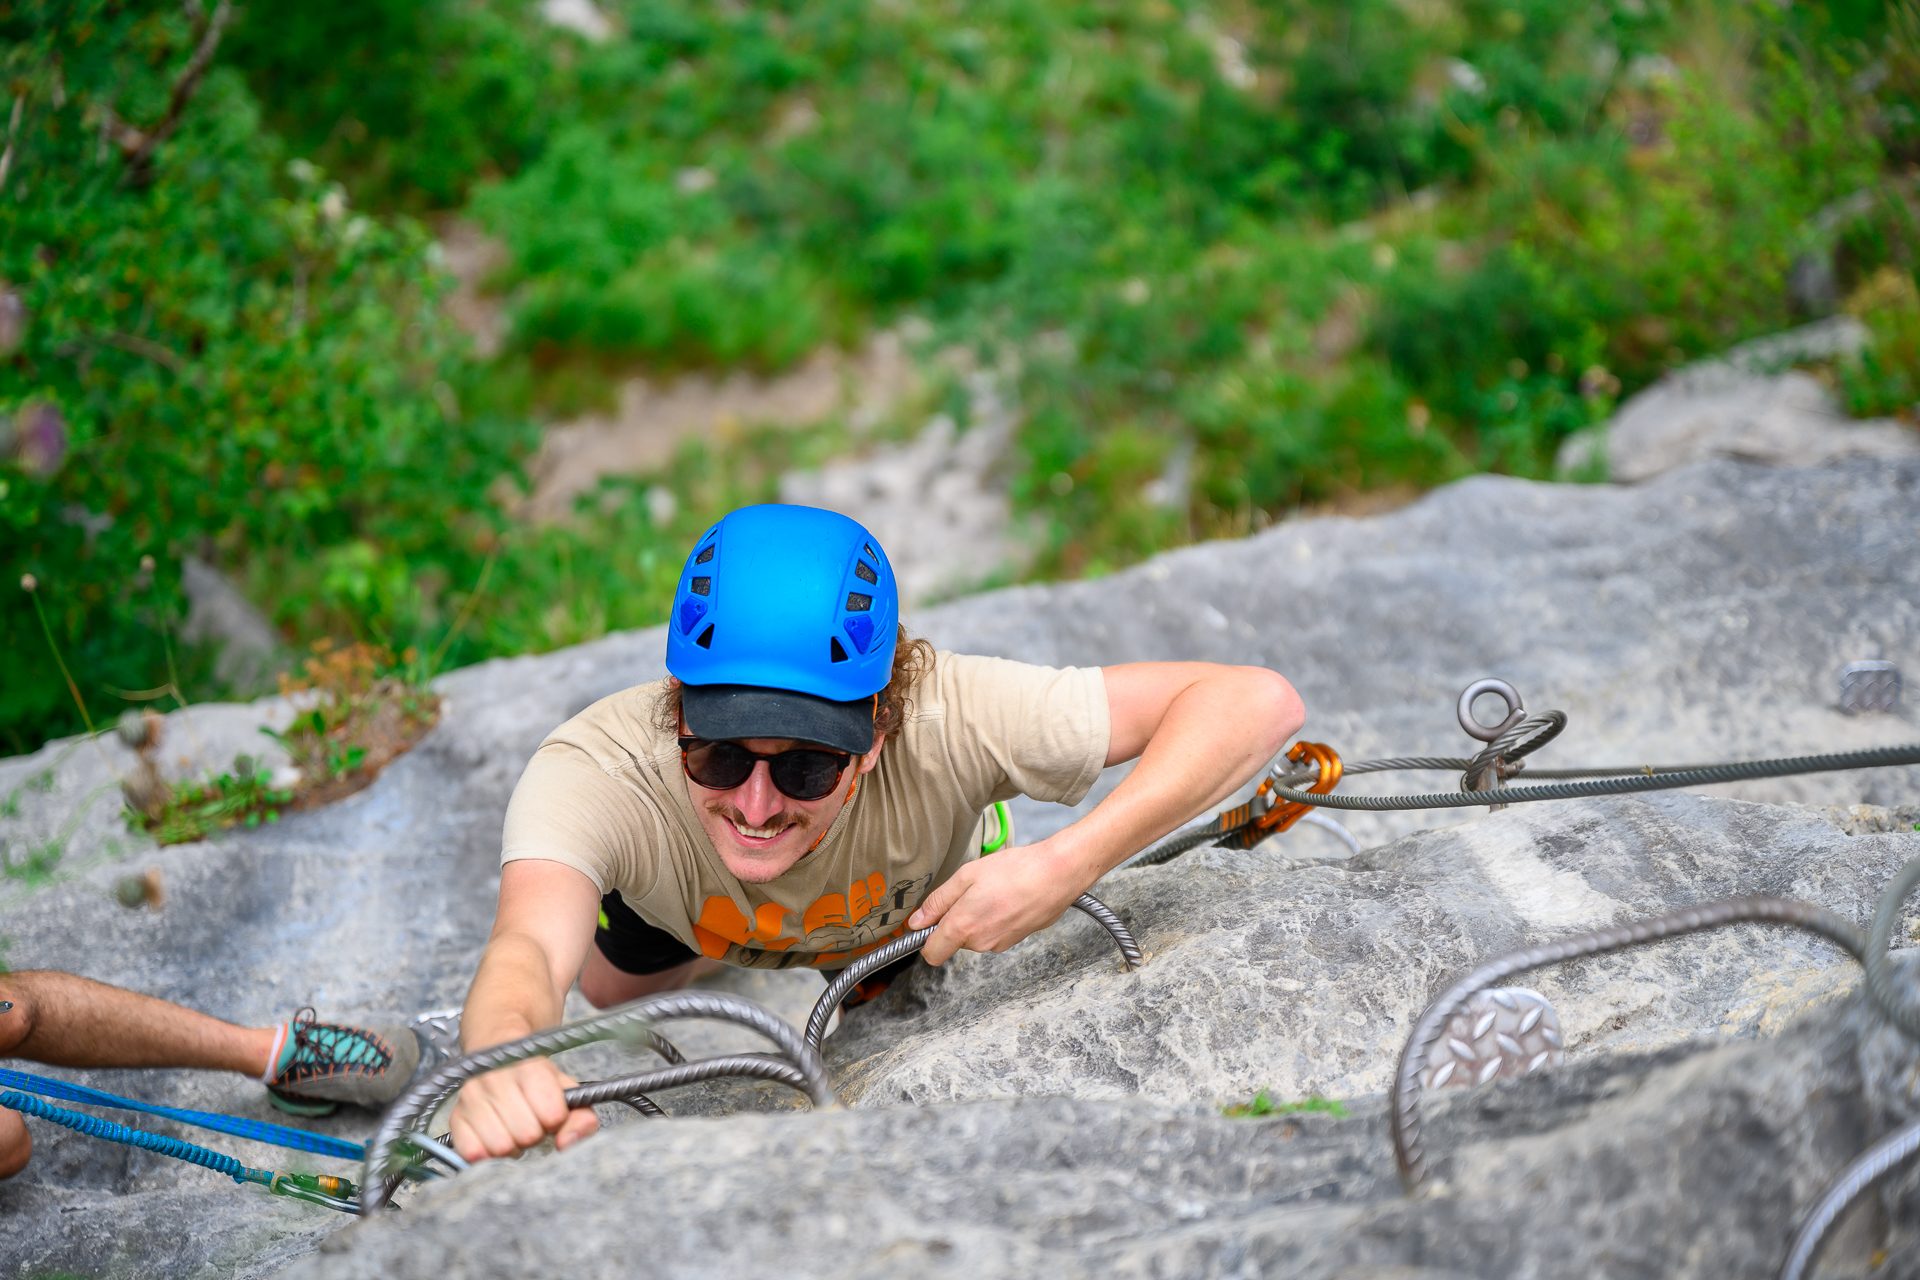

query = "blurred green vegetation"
(2, 0), (1916, 753)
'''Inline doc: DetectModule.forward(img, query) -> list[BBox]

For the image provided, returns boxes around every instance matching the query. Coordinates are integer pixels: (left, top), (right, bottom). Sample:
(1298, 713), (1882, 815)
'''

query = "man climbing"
(450, 503), (1304, 1162)
(0, 969), (418, 1178)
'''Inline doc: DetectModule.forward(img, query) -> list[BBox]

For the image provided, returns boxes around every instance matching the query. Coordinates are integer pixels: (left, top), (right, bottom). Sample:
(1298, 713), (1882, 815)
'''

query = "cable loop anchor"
(1457, 678), (1526, 743)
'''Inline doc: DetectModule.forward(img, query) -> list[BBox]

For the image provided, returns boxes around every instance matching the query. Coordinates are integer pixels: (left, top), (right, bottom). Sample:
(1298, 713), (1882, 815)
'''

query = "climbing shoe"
(265, 1007), (421, 1117)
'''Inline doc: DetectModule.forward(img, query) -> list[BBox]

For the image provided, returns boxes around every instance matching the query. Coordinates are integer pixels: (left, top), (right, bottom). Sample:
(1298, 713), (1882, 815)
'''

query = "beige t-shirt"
(500, 652), (1111, 969)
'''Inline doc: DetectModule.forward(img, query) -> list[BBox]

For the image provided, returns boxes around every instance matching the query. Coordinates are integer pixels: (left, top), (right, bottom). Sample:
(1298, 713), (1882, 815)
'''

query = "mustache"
(709, 804), (810, 831)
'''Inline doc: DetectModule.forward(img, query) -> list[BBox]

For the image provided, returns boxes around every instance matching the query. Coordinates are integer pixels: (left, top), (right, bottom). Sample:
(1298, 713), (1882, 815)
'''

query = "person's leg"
(0, 970), (417, 1121)
(577, 892), (723, 1008)
(0, 983), (31, 1178)
(0, 971), (274, 1075)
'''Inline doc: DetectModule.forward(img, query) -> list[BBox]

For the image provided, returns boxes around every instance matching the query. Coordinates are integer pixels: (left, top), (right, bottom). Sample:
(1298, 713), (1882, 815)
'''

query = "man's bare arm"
(1064, 661), (1304, 880)
(911, 662), (1303, 964)
(450, 859), (604, 1161)
(461, 860), (601, 1049)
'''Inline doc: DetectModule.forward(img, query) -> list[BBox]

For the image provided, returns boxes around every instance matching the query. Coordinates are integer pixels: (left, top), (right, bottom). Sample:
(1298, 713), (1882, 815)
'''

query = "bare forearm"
(1056, 668), (1303, 884)
(460, 934), (568, 1052)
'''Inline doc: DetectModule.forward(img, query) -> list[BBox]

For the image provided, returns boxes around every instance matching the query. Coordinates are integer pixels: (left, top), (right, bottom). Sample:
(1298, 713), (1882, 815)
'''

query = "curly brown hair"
(652, 624), (937, 744)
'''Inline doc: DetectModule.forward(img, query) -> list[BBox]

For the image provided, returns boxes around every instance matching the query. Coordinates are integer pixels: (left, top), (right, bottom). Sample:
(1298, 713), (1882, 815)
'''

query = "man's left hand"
(907, 841), (1089, 966)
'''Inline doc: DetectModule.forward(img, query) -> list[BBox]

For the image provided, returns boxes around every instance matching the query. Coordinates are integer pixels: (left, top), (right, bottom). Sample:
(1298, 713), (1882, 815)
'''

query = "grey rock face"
(303, 989), (1920, 1280)
(1601, 370), (1916, 483)
(824, 795), (1919, 1109)
(0, 457), (1916, 1279)
(1555, 319), (1917, 482)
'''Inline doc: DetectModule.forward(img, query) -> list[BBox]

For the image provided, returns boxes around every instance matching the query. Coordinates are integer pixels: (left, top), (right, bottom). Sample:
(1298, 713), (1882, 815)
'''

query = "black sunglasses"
(678, 737), (853, 802)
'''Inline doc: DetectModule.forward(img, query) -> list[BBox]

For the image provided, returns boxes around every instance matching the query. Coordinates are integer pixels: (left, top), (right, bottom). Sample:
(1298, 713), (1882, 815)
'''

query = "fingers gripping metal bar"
(362, 991), (835, 1211)
(1390, 897), (1868, 1196)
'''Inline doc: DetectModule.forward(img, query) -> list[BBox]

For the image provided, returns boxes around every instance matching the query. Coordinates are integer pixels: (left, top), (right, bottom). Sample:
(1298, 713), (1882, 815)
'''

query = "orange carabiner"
(1252, 740), (1343, 837)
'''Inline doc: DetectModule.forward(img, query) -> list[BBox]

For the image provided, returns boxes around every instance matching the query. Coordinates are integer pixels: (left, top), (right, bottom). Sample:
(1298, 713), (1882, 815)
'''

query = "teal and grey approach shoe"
(266, 1007), (422, 1117)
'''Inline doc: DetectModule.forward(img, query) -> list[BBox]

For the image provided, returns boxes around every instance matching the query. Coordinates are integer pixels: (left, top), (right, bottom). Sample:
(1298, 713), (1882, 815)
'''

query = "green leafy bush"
(222, 0), (556, 208)
(1, 6), (530, 752)
(5, 0), (1916, 757)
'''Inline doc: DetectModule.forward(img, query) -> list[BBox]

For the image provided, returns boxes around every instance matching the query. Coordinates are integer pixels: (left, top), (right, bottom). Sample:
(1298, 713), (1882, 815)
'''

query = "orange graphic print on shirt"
(693, 870), (934, 968)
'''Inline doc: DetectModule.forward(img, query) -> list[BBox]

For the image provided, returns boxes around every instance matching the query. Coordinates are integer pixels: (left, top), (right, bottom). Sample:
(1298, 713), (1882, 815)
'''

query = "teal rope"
(0, 1067), (364, 1161)
(1, 1090), (267, 1185)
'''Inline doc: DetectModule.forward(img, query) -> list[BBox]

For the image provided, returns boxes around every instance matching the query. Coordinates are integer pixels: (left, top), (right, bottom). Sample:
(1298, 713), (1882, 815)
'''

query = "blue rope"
(0, 1067), (364, 1162)
(1, 1091), (269, 1185)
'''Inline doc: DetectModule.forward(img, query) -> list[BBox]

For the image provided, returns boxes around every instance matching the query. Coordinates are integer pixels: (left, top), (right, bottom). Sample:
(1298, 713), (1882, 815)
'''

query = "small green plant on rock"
(265, 640), (439, 805)
(119, 640), (437, 847)
(1222, 1091), (1350, 1119)
(0, 837), (63, 884)
(132, 766), (291, 848)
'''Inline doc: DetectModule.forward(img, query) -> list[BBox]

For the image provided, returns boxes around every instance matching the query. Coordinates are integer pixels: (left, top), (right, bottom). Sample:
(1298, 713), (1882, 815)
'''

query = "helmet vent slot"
(694, 624), (715, 649)
(694, 544), (716, 565)
(845, 592), (871, 612)
(829, 636), (850, 664)
(690, 577), (711, 596)
(854, 560), (878, 585)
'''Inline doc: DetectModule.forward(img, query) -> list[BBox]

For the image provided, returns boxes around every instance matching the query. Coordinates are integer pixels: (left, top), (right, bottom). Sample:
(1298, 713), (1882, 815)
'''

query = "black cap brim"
(681, 684), (876, 754)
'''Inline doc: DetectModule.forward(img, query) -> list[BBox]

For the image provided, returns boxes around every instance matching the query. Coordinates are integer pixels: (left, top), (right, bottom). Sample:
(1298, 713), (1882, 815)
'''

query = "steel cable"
(1122, 741), (1912, 870)
(363, 991), (833, 1210)
(1463, 712), (1568, 790)
(1272, 743), (1920, 813)
(396, 1131), (470, 1175)
(1765, 857), (1920, 1276)
(1389, 897), (1868, 1195)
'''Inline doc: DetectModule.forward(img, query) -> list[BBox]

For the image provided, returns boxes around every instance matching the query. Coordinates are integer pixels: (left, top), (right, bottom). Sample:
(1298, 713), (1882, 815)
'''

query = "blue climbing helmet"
(665, 504), (900, 753)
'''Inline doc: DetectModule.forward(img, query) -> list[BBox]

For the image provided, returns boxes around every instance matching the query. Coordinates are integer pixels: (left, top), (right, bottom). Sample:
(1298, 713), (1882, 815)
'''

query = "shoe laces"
(288, 1006), (392, 1073)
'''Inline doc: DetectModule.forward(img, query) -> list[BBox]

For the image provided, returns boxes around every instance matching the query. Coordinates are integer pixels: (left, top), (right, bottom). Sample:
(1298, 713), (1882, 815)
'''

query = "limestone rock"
(301, 990), (1920, 1280)
(825, 795), (1920, 1108)
(1556, 318), (1918, 482)
(1, 457), (1917, 1279)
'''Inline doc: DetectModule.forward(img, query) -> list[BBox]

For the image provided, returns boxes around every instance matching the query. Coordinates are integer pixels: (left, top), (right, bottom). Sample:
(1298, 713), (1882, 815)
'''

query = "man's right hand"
(448, 1056), (600, 1163)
